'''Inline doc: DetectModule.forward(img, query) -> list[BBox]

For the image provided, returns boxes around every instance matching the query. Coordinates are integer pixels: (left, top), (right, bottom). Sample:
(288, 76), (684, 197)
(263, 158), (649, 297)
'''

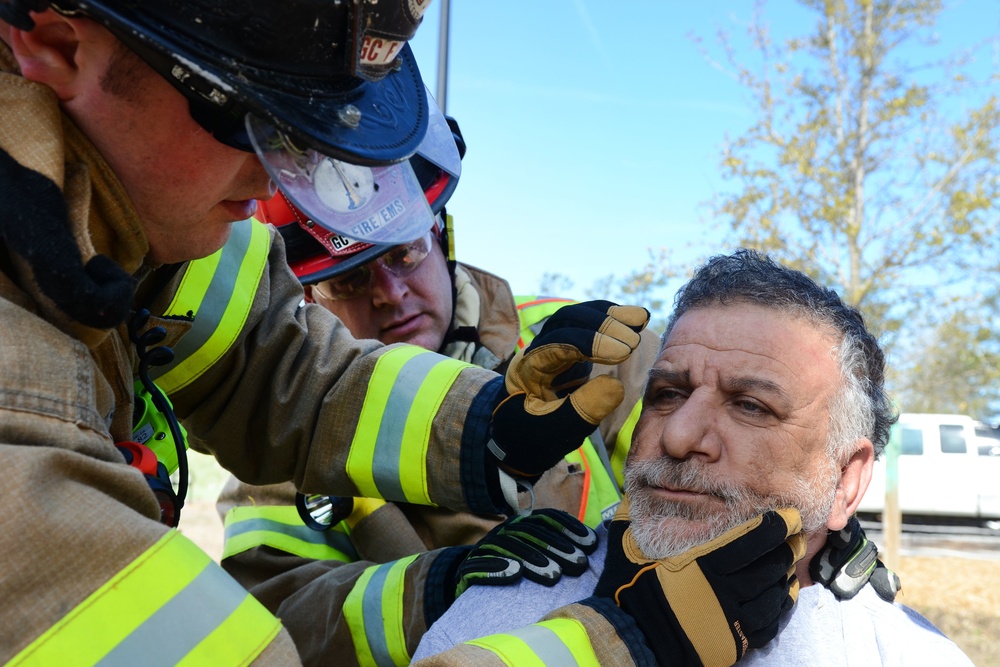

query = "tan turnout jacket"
(216, 263), (660, 665)
(0, 45), (500, 665)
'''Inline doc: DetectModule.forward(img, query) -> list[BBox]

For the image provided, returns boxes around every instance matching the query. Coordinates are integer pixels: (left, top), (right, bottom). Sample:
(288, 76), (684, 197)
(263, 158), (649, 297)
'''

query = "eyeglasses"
(312, 232), (435, 301)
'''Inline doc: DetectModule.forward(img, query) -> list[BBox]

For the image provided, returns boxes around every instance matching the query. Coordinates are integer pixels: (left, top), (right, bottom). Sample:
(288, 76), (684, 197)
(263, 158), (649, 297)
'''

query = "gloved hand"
(454, 509), (599, 596)
(588, 499), (806, 667)
(810, 515), (901, 602)
(488, 300), (650, 479)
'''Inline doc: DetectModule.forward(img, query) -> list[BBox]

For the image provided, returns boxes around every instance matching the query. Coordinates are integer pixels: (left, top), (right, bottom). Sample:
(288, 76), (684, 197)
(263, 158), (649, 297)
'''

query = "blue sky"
(407, 1), (1000, 310)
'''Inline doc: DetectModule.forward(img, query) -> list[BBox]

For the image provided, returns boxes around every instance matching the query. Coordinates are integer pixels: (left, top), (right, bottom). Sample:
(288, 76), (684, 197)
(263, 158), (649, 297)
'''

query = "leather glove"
(810, 515), (901, 602)
(589, 499), (806, 667)
(455, 509), (599, 596)
(488, 300), (650, 480)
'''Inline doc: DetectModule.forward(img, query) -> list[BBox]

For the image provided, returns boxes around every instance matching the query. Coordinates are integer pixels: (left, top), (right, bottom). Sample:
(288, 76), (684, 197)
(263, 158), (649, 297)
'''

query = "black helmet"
(2, 0), (431, 166)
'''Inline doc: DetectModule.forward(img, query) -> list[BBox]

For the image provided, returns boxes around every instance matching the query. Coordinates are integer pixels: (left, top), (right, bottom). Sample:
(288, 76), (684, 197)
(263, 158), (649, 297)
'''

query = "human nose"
(658, 392), (722, 462)
(369, 264), (408, 307)
(244, 155), (276, 200)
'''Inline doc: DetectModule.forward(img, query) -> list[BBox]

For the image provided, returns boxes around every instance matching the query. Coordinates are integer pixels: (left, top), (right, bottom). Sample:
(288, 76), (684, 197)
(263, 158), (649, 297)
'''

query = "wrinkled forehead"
(656, 304), (842, 393)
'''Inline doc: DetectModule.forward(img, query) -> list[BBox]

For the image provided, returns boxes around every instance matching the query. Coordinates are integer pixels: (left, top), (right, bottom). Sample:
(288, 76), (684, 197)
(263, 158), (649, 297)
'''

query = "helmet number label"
(360, 37), (402, 65)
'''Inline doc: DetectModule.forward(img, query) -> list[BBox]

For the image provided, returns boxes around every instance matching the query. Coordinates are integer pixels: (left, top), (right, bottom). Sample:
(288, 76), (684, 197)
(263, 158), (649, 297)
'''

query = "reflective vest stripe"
(10, 531), (280, 666)
(466, 619), (600, 667)
(612, 400), (643, 490)
(343, 555), (420, 667)
(347, 347), (469, 504)
(563, 439), (622, 528)
(150, 220), (270, 394)
(223, 505), (358, 561)
(514, 296), (576, 350)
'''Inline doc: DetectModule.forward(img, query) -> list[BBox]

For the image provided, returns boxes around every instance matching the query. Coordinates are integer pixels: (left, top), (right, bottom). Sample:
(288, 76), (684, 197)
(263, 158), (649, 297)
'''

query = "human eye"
(733, 397), (772, 417)
(328, 267), (369, 298)
(643, 382), (687, 407)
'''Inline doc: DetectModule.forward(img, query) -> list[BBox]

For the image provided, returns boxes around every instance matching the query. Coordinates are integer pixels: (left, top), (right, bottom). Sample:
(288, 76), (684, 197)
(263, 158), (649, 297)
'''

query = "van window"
(900, 427), (923, 455)
(976, 425), (1000, 456)
(939, 424), (967, 454)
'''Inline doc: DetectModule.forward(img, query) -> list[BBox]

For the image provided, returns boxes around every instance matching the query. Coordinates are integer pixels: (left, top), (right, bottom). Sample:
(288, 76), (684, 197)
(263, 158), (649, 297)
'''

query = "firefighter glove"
(455, 509), (599, 597)
(809, 515), (901, 602)
(488, 300), (650, 479)
(590, 499), (806, 667)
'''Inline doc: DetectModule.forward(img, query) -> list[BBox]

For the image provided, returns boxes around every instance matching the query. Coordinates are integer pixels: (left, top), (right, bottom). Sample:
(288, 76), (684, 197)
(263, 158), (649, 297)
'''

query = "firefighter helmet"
(259, 97), (464, 285)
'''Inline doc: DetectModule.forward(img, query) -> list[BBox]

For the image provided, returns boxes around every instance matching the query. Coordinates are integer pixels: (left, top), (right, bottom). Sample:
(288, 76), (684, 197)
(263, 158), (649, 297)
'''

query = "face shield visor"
(48, 1), (438, 241)
(251, 87), (462, 245)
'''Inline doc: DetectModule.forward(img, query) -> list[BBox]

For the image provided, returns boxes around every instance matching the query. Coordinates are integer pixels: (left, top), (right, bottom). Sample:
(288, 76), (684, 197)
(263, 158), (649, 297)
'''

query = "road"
(859, 517), (1000, 560)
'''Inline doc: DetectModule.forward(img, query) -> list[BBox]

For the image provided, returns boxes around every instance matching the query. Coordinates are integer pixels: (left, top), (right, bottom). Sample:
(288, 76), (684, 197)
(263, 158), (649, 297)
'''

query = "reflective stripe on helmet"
(346, 347), (471, 505)
(9, 531), (281, 666)
(343, 555), (421, 667)
(149, 219), (270, 394)
(222, 504), (360, 562)
(465, 619), (601, 667)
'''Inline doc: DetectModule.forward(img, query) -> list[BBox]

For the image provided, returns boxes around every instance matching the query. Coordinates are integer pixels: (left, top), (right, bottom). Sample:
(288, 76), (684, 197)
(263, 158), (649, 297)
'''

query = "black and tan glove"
(424, 509), (600, 626)
(584, 499), (806, 667)
(810, 515), (901, 602)
(488, 301), (649, 488)
(454, 509), (599, 596)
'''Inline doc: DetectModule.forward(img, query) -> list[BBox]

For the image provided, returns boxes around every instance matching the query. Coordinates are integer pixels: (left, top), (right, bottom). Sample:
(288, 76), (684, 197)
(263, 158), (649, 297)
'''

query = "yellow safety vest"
(515, 296), (626, 526)
(9, 532), (282, 666)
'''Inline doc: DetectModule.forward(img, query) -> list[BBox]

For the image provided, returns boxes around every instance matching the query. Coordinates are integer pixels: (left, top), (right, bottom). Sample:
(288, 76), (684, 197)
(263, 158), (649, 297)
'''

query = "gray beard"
(624, 456), (838, 559)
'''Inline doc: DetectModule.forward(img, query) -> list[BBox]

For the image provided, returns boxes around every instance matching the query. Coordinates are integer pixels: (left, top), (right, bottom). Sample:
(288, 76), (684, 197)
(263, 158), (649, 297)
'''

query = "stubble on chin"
(624, 456), (838, 559)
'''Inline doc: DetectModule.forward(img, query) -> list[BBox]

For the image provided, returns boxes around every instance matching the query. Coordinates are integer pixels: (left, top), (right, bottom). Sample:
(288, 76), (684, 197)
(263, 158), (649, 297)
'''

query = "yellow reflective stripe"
(565, 440), (622, 529)
(467, 618), (599, 667)
(612, 400), (642, 490)
(151, 220), (270, 394)
(347, 347), (470, 504)
(343, 555), (419, 667)
(222, 505), (358, 562)
(514, 296), (576, 350)
(11, 531), (280, 667)
(344, 497), (387, 530)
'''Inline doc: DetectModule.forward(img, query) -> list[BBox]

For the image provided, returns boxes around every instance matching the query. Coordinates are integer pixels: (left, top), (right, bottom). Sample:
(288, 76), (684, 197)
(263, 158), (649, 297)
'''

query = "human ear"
(826, 438), (874, 531)
(8, 11), (107, 100)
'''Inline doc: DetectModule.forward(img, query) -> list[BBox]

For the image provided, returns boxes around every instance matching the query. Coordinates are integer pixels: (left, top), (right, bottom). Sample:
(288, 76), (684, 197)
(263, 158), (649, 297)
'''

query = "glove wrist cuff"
(578, 597), (658, 667)
(461, 377), (508, 513)
(424, 546), (473, 627)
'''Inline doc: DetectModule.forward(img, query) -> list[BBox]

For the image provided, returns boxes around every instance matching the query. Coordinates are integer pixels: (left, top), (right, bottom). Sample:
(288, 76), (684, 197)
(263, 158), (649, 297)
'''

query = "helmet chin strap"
(0, 146), (135, 328)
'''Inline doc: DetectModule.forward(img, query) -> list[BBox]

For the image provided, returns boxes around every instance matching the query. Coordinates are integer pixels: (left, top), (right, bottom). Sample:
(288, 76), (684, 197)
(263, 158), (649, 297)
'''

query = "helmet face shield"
(248, 114), (435, 245)
(416, 87), (463, 181)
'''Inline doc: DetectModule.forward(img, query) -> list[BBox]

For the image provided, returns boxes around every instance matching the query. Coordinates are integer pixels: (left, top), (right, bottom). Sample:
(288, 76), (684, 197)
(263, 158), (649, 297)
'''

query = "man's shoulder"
(745, 584), (973, 666)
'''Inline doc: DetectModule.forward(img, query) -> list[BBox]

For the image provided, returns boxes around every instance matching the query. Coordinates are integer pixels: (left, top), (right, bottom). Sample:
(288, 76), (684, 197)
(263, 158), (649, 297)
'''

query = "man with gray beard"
(413, 249), (972, 666)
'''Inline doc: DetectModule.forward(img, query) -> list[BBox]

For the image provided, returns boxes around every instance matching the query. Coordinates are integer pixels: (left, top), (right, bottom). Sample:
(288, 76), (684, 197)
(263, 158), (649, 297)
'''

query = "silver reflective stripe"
(361, 564), (396, 667)
(587, 428), (618, 495)
(225, 517), (358, 559)
(149, 221), (252, 381)
(96, 564), (246, 666)
(370, 352), (442, 500)
(510, 625), (580, 666)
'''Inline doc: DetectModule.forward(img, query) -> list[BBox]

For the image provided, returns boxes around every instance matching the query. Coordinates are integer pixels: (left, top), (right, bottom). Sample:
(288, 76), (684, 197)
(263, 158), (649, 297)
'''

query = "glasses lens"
(322, 265), (372, 300)
(380, 233), (432, 276)
(246, 115), (436, 245)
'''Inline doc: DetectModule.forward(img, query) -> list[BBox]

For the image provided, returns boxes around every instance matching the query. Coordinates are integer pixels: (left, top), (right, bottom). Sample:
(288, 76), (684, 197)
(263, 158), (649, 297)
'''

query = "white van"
(857, 413), (1000, 520)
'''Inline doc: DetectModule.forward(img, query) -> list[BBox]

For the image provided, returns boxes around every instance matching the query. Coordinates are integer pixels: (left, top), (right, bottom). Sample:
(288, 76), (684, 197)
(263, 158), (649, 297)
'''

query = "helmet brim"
(82, 1), (428, 165)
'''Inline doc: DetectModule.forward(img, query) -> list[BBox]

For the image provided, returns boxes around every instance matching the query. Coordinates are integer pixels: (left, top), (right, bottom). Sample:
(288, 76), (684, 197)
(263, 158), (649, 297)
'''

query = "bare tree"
(701, 0), (1000, 339)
